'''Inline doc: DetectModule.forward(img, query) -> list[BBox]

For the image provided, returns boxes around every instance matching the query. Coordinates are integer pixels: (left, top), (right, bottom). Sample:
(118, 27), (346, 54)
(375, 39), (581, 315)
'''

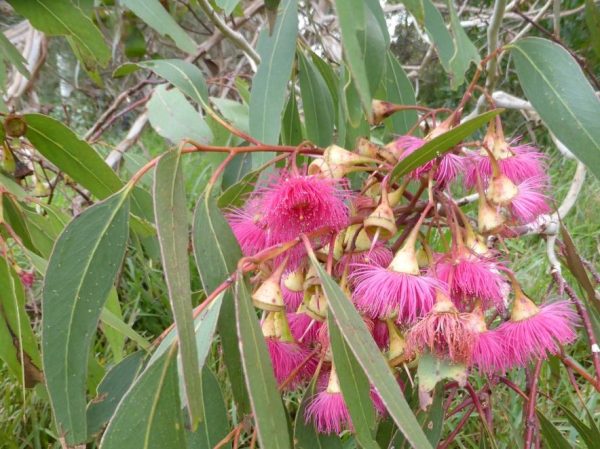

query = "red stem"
(523, 359), (542, 449)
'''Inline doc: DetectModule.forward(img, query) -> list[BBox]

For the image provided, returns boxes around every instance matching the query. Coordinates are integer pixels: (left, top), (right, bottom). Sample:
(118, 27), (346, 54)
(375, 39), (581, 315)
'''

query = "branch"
(195, 0), (261, 66)
(485, 0), (507, 90)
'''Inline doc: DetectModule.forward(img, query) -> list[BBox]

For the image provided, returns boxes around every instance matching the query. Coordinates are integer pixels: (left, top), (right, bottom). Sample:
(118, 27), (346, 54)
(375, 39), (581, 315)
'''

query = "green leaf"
(537, 411), (574, 449)
(298, 51), (334, 147)
(384, 52), (418, 135)
(328, 315), (378, 448)
(192, 192), (250, 414)
(422, 0), (454, 74)
(87, 351), (145, 437)
(212, 97), (250, 134)
(309, 253), (432, 449)
(249, 0), (298, 153)
(42, 189), (130, 444)
(0, 33), (29, 78)
(121, 0), (197, 53)
(1, 195), (38, 254)
(22, 207), (65, 259)
(281, 86), (304, 146)
(154, 148), (203, 429)
(359, 3), (388, 94)
(401, 0), (425, 25)
(7, 0), (110, 69)
(447, 0), (480, 89)
(552, 402), (600, 449)
(188, 367), (231, 449)
(338, 67), (370, 148)
(148, 292), (223, 370)
(24, 114), (123, 199)
(218, 168), (261, 208)
(102, 289), (126, 363)
(215, 0), (240, 16)
(390, 109), (504, 182)
(116, 59), (209, 106)
(99, 307), (151, 351)
(294, 376), (344, 449)
(147, 85), (213, 145)
(333, 1), (370, 114)
(0, 257), (42, 387)
(234, 278), (291, 449)
(511, 37), (600, 180)
(100, 346), (187, 449)
(417, 353), (466, 409)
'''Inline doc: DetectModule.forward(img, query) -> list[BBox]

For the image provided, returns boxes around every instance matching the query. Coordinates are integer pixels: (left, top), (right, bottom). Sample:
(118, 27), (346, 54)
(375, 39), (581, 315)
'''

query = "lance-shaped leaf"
(0, 33), (29, 78)
(121, 0), (197, 53)
(537, 411), (574, 449)
(0, 256), (42, 387)
(390, 109), (503, 182)
(328, 315), (379, 448)
(234, 278), (291, 449)
(187, 367), (231, 449)
(87, 351), (145, 437)
(7, 0), (110, 68)
(24, 114), (123, 199)
(42, 189), (130, 444)
(298, 51), (334, 147)
(114, 59), (209, 107)
(511, 37), (600, 180)
(447, 0), (480, 89)
(308, 253), (433, 449)
(249, 0), (297, 156)
(100, 346), (187, 449)
(383, 52), (418, 135)
(192, 192), (249, 413)
(154, 148), (203, 428)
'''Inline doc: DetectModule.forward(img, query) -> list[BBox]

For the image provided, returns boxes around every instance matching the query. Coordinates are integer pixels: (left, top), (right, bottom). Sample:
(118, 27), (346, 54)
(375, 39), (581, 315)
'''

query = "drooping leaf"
(147, 85), (213, 145)
(187, 367), (231, 449)
(102, 289), (126, 363)
(148, 293), (223, 370)
(511, 37), (600, 180)
(120, 0), (197, 53)
(328, 315), (378, 448)
(249, 0), (298, 159)
(281, 86), (304, 146)
(585, 0), (600, 60)
(339, 67), (370, 148)
(43, 189), (130, 444)
(309, 253), (432, 449)
(212, 97), (250, 134)
(192, 192), (249, 413)
(218, 168), (261, 208)
(401, 0), (425, 25)
(294, 375), (344, 449)
(421, 0), (454, 74)
(552, 402), (600, 449)
(298, 51), (334, 147)
(359, 3), (388, 94)
(390, 109), (504, 182)
(100, 346), (187, 449)
(447, 0), (480, 89)
(99, 307), (151, 351)
(234, 277), (291, 449)
(7, 0), (110, 68)
(115, 59), (209, 106)
(1, 195), (38, 254)
(24, 114), (123, 199)
(537, 411), (574, 449)
(87, 351), (145, 437)
(0, 257), (42, 387)
(383, 52), (418, 135)
(154, 148), (203, 428)
(215, 0), (240, 16)
(0, 33), (29, 78)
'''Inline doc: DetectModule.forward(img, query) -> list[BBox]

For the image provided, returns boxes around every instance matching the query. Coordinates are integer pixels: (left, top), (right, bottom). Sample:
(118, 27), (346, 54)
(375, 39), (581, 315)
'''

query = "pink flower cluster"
(226, 122), (578, 435)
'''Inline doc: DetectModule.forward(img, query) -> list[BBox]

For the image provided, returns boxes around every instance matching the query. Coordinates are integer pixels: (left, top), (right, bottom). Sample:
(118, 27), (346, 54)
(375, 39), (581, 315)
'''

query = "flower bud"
(363, 202), (397, 241)
(487, 173), (518, 206)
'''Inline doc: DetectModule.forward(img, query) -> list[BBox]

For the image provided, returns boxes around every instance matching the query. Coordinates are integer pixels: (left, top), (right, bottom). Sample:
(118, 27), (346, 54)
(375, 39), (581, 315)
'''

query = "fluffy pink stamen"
(265, 339), (314, 388)
(289, 313), (322, 344)
(465, 143), (548, 188)
(509, 176), (552, 224)
(471, 330), (506, 374)
(497, 301), (578, 368)
(334, 244), (393, 279)
(226, 206), (268, 257)
(350, 264), (440, 322)
(305, 390), (352, 434)
(435, 253), (506, 311)
(281, 284), (304, 312)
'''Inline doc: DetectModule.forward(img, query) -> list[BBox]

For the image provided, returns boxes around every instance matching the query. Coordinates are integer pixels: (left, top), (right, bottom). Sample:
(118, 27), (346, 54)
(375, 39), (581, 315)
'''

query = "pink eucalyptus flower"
(289, 312), (322, 344)
(351, 264), (440, 321)
(226, 202), (268, 257)
(305, 369), (352, 434)
(465, 309), (506, 374)
(372, 319), (390, 349)
(508, 176), (551, 224)
(435, 249), (506, 312)
(407, 290), (476, 364)
(266, 339), (314, 388)
(497, 299), (578, 368)
(334, 244), (393, 279)
(466, 142), (548, 188)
